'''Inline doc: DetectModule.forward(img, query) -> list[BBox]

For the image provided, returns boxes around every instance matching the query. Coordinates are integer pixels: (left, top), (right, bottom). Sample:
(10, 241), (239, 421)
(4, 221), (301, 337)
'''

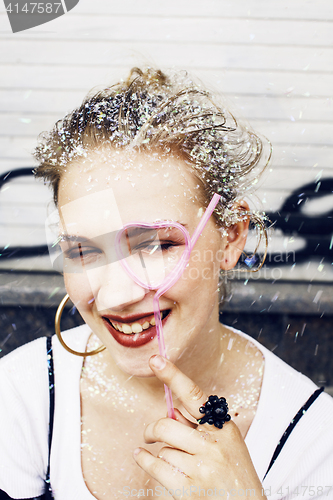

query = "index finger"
(149, 354), (208, 420)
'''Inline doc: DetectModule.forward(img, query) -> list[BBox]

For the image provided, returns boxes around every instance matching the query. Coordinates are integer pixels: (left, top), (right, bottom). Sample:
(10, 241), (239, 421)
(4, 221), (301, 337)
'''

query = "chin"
(116, 358), (156, 378)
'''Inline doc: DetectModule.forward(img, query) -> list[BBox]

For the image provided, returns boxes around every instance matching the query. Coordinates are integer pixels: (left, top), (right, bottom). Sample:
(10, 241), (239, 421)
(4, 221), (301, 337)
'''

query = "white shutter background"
(0, 0), (332, 283)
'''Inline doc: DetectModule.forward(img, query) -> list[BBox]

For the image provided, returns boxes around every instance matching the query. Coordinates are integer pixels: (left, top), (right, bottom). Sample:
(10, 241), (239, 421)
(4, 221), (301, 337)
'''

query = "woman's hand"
(133, 355), (265, 499)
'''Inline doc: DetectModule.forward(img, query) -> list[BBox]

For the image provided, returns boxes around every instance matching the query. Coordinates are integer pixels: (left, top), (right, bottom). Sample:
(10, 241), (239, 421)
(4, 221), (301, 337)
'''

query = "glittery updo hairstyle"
(33, 67), (270, 238)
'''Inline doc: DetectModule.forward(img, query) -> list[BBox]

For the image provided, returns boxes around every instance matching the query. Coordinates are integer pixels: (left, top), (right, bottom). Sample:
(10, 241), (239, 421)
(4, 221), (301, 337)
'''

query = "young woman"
(0, 68), (332, 500)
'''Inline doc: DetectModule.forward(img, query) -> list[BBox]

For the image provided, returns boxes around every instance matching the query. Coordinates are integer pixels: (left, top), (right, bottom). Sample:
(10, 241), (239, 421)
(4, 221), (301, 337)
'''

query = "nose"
(86, 260), (148, 312)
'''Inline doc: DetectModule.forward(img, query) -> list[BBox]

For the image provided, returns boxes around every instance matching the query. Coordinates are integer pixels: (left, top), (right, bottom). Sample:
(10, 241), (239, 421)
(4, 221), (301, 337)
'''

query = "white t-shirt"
(0, 324), (332, 500)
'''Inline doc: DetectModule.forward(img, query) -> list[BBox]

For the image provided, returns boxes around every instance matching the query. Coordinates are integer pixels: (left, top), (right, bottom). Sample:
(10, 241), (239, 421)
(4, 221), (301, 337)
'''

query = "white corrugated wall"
(0, 0), (332, 281)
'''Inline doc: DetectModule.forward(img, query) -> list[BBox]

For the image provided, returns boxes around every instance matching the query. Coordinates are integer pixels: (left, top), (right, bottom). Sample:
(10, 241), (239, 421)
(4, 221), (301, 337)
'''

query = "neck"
(83, 304), (235, 410)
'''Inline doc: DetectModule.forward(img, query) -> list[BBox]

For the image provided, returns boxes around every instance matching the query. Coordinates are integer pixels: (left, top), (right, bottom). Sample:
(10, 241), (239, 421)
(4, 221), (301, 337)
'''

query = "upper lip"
(102, 310), (169, 324)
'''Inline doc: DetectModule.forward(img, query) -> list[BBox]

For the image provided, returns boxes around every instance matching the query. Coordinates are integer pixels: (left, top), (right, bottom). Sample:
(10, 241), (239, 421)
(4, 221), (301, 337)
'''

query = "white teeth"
(122, 324), (132, 334)
(109, 311), (169, 335)
(131, 322), (143, 333)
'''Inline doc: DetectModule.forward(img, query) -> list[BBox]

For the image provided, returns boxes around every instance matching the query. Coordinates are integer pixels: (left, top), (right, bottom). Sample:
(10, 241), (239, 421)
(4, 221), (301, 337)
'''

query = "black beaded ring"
(197, 395), (231, 429)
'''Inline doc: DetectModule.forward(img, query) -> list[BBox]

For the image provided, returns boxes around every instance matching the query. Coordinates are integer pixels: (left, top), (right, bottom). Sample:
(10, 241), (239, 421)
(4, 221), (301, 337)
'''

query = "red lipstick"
(102, 310), (171, 348)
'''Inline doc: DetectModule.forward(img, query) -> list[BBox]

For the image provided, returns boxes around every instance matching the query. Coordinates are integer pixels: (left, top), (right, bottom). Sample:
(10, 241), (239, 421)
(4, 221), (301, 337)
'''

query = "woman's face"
(57, 147), (228, 377)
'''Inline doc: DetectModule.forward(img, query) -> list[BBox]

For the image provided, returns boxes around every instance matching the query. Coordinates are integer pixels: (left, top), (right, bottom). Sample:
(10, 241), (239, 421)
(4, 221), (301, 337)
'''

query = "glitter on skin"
(213, 332), (264, 428)
(81, 334), (140, 410)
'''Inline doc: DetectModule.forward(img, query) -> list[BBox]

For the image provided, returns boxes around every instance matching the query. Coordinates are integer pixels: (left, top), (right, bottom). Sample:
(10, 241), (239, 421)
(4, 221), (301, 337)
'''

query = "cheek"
(183, 245), (222, 285)
(166, 252), (221, 305)
(64, 272), (94, 311)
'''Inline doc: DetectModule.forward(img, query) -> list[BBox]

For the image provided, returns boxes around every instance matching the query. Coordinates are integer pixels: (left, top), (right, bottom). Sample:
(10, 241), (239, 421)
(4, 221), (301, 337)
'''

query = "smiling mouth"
(103, 310), (170, 335)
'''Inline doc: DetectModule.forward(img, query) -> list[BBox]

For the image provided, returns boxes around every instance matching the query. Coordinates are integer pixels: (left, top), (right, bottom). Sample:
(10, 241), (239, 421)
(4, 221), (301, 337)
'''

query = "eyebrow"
(58, 222), (189, 243)
(176, 221), (188, 228)
(59, 234), (89, 243)
(152, 220), (189, 228)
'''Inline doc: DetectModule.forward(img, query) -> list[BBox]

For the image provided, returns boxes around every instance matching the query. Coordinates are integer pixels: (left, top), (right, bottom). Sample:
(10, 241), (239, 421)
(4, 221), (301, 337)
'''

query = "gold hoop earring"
(55, 294), (106, 357)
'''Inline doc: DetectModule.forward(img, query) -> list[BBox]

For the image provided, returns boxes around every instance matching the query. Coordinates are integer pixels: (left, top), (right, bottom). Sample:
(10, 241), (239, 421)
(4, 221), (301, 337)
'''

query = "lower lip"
(103, 313), (171, 348)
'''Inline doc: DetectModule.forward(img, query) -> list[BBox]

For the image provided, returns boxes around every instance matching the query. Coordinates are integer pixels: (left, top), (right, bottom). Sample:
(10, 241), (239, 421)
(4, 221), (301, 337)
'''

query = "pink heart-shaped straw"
(116, 193), (221, 418)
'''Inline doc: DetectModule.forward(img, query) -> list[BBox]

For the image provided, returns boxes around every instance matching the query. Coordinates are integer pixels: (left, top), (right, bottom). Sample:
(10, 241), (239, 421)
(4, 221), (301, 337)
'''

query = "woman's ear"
(220, 201), (250, 271)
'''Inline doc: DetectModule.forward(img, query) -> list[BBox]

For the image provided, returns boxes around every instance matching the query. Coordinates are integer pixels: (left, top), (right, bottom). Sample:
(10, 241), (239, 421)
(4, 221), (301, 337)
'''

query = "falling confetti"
(313, 290), (323, 304)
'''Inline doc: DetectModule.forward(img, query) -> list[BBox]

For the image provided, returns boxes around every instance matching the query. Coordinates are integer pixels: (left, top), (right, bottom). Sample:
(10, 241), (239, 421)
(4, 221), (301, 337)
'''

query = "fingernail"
(150, 355), (166, 370)
(133, 448), (141, 457)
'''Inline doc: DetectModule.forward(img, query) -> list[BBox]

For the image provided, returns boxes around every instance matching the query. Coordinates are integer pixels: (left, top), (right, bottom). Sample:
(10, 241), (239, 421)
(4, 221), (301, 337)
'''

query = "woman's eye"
(137, 241), (182, 254)
(160, 242), (178, 251)
(65, 247), (102, 262)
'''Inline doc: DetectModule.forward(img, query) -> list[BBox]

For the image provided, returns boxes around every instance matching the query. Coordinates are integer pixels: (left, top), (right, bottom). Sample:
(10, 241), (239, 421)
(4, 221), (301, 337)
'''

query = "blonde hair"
(34, 67), (270, 234)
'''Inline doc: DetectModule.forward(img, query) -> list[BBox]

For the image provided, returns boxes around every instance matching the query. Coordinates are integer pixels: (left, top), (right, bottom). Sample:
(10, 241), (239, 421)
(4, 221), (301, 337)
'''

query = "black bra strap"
(263, 386), (324, 480)
(45, 337), (55, 500)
